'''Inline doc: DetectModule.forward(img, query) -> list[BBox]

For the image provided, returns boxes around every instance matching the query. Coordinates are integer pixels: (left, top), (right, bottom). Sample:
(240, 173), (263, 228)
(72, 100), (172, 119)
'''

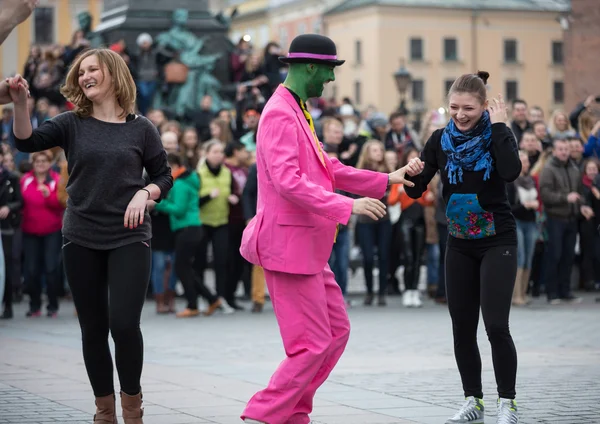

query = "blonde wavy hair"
(60, 48), (136, 119)
(356, 139), (389, 172)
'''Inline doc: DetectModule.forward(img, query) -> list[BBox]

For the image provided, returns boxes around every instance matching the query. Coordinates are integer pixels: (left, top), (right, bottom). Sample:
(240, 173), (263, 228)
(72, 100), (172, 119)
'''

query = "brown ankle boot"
(94, 393), (118, 424)
(120, 391), (143, 423)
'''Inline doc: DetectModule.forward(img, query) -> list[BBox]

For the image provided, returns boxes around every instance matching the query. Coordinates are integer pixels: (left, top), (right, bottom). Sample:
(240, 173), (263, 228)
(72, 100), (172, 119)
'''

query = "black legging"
(1, 234), (14, 310)
(226, 222), (251, 304)
(195, 224), (228, 298)
(399, 216), (426, 290)
(174, 226), (218, 309)
(445, 242), (518, 400)
(62, 238), (151, 397)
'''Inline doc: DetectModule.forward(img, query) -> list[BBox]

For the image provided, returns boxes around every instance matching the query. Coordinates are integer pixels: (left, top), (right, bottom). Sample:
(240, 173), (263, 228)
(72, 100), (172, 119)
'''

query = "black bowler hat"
(279, 34), (345, 66)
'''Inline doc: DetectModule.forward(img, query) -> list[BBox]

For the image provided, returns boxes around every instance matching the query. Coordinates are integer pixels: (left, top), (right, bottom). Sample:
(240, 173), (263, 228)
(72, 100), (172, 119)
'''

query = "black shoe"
(363, 293), (374, 306)
(1, 308), (13, 319)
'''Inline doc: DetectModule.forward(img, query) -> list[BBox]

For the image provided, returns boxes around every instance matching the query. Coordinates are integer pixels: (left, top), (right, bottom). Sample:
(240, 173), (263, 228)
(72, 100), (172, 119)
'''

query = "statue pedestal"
(93, 0), (234, 89)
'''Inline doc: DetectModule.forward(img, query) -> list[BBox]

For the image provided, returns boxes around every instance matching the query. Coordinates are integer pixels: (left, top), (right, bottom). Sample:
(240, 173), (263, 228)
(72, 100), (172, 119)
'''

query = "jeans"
(23, 231), (62, 312)
(136, 81), (157, 116)
(329, 226), (350, 295)
(545, 217), (577, 300)
(151, 250), (177, 295)
(356, 220), (392, 295)
(515, 220), (538, 269)
(426, 242), (440, 286)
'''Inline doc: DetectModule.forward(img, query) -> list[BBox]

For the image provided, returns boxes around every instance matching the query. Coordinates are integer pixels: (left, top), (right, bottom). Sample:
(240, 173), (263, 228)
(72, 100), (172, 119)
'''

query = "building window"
(297, 23), (306, 35)
(412, 79), (424, 103)
(279, 27), (288, 49)
(443, 38), (457, 61)
(33, 7), (54, 45)
(312, 19), (322, 34)
(355, 40), (362, 65)
(354, 81), (361, 105)
(552, 41), (563, 64)
(506, 80), (518, 102)
(444, 79), (455, 94)
(504, 39), (517, 63)
(553, 81), (564, 103)
(410, 38), (423, 61)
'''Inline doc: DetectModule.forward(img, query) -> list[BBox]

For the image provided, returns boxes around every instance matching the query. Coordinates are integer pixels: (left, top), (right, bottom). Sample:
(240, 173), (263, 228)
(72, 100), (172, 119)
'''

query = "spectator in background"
(528, 106), (544, 124)
(180, 127), (200, 168)
(355, 140), (392, 306)
(210, 118), (234, 145)
(507, 151), (539, 306)
(152, 153), (222, 318)
(532, 120), (553, 150)
(242, 161), (264, 313)
(224, 141), (250, 310)
(184, 94), (215, 142)
(230, 36), (252, 83)
(197, 141), (235, 314)
(549, 110), (576, 139)
(1, 107), (14, 148)
(520, 130), (542, 169)
(539, 138), (592, 304)
(510, 99), (532, 143)
(20, 150), (64, 317)
(133, 33), (159, 116)
(0, 147), (22, 320)
(385, 111), (421, 157)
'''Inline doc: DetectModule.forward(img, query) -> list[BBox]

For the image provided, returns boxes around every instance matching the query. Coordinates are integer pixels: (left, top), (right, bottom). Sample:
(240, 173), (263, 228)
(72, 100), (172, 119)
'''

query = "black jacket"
(0, 168), (22, 234)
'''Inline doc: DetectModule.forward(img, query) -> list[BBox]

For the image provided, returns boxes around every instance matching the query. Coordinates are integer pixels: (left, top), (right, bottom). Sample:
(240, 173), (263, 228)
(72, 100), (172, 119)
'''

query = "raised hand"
(5, 75), (30, 105)
(487, 94), (508, 124)
(352, 197), (386, 220)
(2, 0), (38, 26)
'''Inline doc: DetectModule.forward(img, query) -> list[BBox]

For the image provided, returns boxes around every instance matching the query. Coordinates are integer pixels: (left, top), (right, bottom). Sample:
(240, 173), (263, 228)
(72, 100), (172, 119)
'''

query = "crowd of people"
(0, 32), (599, 322)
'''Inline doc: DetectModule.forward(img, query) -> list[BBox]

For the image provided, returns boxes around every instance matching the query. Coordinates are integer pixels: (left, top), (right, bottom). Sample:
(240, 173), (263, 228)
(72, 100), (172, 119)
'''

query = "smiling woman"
(61, 48), (137, 119)
(8, 48), (173, 424)
(404, 70), (523, 424)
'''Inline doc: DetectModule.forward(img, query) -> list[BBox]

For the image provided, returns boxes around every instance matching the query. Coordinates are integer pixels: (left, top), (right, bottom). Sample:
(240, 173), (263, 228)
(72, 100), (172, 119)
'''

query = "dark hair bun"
(476, 71), (490, 85)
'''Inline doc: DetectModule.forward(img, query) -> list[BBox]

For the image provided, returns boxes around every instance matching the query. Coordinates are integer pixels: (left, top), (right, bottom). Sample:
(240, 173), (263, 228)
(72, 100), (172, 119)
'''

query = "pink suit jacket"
(240, 85), (389, 275)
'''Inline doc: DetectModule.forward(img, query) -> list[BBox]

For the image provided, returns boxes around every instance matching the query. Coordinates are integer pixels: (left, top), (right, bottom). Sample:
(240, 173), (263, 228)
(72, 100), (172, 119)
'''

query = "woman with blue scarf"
(404, 71), (522, 424)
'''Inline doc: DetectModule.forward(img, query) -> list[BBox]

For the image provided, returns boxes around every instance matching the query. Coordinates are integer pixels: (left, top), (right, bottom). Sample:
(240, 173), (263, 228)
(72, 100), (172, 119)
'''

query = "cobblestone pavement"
(1, 281), (599, 424)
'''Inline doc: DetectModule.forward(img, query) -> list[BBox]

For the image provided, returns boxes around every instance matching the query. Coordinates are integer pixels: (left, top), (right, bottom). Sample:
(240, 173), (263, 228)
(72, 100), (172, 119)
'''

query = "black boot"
(1, 306), (13, 319)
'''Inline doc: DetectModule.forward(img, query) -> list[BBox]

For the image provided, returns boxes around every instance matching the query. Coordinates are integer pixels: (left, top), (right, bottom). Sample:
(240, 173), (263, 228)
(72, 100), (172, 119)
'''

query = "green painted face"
(304, 64), (336, 99)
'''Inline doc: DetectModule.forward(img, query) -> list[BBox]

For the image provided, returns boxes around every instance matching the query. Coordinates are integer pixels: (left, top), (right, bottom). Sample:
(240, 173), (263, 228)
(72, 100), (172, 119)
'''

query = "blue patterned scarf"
(441, 110), (493, 184)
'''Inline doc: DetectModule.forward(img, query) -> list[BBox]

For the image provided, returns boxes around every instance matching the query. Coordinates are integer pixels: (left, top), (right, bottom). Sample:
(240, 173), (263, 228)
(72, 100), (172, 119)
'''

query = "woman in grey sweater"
(9, 48), (172, 424)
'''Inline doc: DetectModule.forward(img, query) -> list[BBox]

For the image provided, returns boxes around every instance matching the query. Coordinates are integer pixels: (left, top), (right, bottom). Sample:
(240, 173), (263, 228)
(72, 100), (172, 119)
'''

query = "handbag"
(164, 61), (188, 84)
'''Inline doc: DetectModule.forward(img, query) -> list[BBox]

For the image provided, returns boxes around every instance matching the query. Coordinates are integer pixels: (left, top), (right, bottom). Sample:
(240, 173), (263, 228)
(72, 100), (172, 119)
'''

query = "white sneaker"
(412, 290), (423, 308)
(402, 290), (413, 307)
(219, 298), (235, 314)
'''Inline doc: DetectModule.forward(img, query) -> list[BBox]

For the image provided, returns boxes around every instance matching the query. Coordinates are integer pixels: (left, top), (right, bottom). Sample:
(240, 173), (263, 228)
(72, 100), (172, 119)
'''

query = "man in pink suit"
(239, 34), (417, 424)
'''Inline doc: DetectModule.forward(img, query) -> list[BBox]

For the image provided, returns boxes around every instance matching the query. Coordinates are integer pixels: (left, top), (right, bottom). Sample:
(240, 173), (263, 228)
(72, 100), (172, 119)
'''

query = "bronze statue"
(77, 12), (104, 48)
(153, 9), (231, 117)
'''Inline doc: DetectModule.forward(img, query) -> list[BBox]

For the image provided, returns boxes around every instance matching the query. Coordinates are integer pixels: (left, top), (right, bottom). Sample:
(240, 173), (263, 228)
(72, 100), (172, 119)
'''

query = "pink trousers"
(241, 265), (350, 424)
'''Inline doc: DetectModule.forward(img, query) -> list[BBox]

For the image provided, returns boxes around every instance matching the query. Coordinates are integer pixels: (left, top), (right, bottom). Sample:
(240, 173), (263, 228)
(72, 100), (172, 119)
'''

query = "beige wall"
(325, 7), (565, 116)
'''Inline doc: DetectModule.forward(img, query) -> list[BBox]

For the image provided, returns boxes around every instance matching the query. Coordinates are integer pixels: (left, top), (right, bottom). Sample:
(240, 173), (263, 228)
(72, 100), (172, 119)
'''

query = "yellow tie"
(299, 99), (326, 166)
(298, 99), (339, 242)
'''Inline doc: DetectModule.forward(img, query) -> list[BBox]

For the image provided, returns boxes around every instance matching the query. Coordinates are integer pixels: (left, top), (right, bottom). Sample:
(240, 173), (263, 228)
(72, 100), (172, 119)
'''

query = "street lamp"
(393, 59), (412, 114)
